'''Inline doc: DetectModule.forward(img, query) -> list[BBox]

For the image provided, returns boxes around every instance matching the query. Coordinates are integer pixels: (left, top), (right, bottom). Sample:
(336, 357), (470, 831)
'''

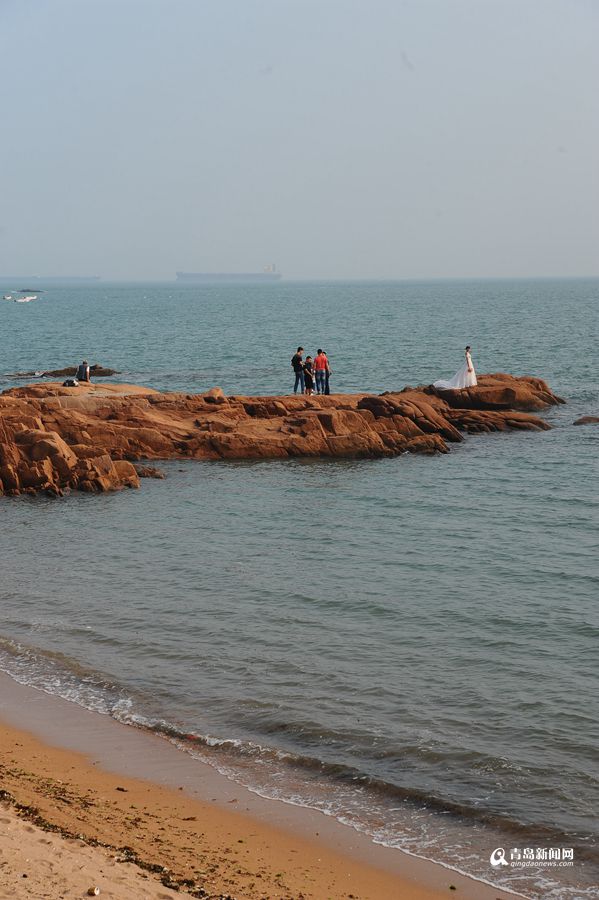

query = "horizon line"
(1, 274), (598, 284)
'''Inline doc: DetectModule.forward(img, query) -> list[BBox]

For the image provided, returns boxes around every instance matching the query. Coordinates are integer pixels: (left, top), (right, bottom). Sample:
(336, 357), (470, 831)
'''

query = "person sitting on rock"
(76, 360), (91, 383)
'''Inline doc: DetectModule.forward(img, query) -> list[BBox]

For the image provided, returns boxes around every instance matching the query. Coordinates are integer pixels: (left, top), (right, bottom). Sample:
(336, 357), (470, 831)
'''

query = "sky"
(0, 0), (597, 280)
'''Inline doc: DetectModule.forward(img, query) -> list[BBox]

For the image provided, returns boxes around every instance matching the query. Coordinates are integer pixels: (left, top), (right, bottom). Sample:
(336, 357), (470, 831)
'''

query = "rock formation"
(7, 363), (119, 379)
(0, 374), (564, 498)
(573, 416), (599, 426)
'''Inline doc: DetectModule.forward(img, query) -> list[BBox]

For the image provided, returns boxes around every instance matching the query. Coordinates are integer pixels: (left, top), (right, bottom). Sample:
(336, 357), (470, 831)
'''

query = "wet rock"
(9, 363), (119, 379)
(43, 363), (119, 378)
(573, 416), (599, 426)
(133, 463), (165, 479)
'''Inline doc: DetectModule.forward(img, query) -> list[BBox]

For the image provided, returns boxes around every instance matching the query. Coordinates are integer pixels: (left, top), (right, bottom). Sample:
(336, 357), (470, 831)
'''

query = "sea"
(0, 278), (597, 899)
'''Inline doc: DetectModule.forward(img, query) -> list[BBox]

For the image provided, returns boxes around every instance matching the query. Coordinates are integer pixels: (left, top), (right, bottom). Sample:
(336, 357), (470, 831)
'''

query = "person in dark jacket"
(76, 360), (91, 382)
(323, 350), (332, 394)
(303, 356), (315, 396)
(291, 347), (304, 394)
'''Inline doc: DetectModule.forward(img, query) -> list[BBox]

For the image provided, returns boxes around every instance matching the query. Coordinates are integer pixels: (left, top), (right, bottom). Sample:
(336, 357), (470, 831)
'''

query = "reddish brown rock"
(133, 463), (166, 479)
(0, 375), (562, 497)
(573, 416), (599, 426)
(204, 386), (226, 404)
(428, 372), (564, 411)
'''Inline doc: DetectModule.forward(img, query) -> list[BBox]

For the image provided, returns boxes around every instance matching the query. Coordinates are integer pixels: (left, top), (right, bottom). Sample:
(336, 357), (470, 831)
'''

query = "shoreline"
(0, 671), (522, 899)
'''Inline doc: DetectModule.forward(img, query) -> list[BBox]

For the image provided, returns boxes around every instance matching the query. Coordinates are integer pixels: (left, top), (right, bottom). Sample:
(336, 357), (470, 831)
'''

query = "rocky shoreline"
(0, 374), (564, 497)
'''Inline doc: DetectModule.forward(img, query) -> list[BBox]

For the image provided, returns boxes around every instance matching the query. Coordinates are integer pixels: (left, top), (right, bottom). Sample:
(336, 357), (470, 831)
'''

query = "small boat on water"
(3, 294), (12, 300)
(14, 294), (37, 303)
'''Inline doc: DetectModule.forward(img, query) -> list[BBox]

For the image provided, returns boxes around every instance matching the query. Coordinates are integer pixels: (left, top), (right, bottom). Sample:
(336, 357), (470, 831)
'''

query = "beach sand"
(0, 802), (180, 900)
(0, 676), (521, 899)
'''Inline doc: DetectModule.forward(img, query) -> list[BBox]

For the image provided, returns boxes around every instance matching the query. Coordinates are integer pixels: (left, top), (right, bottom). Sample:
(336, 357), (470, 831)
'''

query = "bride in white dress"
(433, 346), (477, 390)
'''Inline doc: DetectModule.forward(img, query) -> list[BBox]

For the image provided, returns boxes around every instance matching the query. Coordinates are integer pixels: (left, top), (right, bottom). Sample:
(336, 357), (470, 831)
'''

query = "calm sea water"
(1, 279), (598, 899)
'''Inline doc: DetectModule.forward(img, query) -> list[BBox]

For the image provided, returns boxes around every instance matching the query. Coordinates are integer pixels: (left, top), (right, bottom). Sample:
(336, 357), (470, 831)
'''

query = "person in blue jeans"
(291, 346), (304, 393)
(314, 349), (329, 394)
(324, 350), (332, 394)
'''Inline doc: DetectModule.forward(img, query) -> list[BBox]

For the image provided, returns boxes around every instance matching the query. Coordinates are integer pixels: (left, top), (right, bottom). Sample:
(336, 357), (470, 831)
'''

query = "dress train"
(433, 351), (477, 390)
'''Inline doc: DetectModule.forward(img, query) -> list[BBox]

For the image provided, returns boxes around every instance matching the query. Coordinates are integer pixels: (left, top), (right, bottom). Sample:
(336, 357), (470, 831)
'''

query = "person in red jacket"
(314, 349), (329, 395)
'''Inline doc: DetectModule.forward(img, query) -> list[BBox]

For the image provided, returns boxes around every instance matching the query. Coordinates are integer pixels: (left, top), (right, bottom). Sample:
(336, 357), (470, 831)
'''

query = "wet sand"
(0, 674), (521, 899)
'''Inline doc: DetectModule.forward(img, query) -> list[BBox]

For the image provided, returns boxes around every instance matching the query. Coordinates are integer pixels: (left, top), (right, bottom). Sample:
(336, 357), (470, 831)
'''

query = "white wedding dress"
(433, 351), (477, 390)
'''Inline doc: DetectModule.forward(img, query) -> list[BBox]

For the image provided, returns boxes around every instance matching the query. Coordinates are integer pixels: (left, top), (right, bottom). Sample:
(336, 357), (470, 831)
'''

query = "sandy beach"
(0, 674), (521, 900)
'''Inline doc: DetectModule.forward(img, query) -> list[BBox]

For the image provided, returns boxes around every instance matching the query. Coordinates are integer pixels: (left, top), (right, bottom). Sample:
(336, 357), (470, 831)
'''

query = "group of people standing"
(291, 347), (331, 395)
(290, 344), (477, 397)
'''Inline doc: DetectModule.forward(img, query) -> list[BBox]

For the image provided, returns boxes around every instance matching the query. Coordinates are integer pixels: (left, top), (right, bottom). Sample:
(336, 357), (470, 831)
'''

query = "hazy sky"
(1, 0), (597, 280)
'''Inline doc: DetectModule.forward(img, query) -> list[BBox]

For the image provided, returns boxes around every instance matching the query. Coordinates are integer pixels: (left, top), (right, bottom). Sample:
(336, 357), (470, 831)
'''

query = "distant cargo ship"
(176, 264), (281, 283)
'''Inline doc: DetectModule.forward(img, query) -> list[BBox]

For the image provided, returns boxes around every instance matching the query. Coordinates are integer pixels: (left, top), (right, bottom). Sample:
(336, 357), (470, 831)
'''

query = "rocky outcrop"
(46, 363), (119, 378)
(8, 363), (119, 379)
(0, 374), (564, 497)
(427, 372), (563, 411)
(573, 416), (599, 426)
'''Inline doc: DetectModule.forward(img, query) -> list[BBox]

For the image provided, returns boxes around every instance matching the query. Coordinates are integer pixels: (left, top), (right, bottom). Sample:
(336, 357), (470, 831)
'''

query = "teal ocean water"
(1, 279), (598, 898)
